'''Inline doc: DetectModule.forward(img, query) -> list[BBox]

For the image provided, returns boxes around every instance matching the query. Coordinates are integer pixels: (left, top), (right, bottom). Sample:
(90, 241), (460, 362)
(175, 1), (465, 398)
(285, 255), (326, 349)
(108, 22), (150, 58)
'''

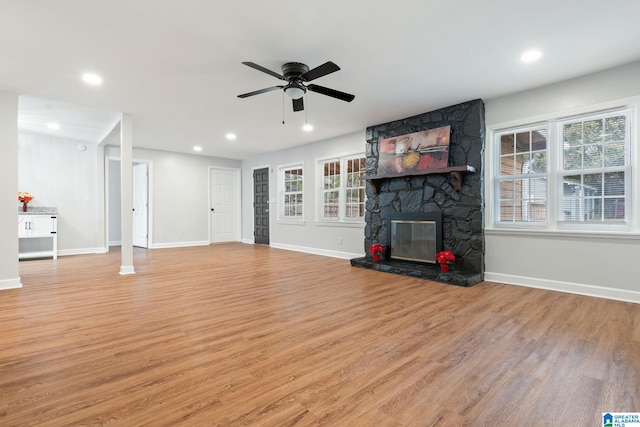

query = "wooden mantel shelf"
(361, 165), (476, 193)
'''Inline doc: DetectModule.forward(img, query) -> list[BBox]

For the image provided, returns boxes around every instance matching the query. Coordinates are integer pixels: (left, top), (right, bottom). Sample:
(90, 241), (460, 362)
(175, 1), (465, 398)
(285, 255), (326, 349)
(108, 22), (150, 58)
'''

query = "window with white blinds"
(493, 108), (631, 230)
(558, 112), (628, 223)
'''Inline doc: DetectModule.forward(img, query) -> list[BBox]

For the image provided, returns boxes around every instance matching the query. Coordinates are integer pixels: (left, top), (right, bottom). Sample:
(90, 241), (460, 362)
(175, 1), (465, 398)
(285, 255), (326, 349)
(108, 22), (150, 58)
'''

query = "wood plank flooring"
(1, 243), (639, 426)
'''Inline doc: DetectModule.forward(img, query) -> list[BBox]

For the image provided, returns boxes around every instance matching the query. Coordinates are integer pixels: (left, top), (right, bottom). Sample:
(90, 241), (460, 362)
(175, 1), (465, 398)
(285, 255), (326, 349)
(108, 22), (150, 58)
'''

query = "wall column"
(119, 114), (135, 275)
(0, 91), (21, 289)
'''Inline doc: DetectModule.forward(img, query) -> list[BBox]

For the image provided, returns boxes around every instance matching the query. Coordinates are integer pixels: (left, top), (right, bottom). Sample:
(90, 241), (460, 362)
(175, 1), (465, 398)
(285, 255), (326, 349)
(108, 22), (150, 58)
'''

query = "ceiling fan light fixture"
(284, 85), (306, 100)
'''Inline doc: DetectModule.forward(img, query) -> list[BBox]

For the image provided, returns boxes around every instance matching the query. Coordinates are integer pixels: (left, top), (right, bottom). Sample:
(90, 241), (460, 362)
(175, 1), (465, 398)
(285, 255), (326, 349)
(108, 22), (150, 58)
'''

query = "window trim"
(487, 98), (637, 234)
(315, 152), (366, 224)
(277, 161), (305, 223)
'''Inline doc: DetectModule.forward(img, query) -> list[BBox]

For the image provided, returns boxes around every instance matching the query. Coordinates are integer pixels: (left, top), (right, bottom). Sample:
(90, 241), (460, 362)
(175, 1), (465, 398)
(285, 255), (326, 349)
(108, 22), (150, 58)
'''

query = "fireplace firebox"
(386, 212), (442, 264)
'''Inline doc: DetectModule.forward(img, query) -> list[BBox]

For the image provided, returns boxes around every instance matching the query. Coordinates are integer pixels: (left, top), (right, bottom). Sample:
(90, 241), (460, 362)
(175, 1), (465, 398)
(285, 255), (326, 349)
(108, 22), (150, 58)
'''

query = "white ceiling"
(3, 0), (640, 159)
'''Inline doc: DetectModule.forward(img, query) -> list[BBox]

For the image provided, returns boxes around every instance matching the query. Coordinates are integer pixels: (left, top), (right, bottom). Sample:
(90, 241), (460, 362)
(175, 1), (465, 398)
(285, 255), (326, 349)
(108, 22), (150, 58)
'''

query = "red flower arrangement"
(436, 250), (455, 265)
(19, 192), (33, 212)
(435, 250), (455, 272)
(18, 192), (33, 204)
(369, 243), (385, 256)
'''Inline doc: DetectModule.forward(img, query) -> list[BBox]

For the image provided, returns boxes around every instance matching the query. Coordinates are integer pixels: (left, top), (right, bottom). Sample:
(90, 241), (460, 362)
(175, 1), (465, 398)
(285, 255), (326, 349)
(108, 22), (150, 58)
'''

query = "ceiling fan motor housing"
(281, 62), (310, 80)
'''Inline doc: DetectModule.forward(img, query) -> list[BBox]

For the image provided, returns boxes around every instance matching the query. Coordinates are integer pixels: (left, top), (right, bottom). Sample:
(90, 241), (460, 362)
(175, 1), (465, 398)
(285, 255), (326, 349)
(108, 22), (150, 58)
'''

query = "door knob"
(211, 208), (215, 212)
(265, 208), (269, 212)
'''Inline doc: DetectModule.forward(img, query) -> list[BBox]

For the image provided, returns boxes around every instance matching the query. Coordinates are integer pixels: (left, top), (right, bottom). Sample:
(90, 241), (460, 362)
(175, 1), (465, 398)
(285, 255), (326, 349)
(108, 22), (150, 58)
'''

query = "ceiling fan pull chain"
(282, 90), (285, 124)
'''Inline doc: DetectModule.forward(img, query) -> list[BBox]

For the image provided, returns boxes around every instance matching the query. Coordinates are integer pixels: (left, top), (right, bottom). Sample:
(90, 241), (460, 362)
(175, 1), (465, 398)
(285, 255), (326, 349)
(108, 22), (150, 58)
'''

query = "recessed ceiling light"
(302, 123), (313, 132)
(82, 72), (103, 86)
(225, 133), (237, 140)
(46, 122), (61, 130)
(521, 49), (542, 63)
(193, 146), (203, 152)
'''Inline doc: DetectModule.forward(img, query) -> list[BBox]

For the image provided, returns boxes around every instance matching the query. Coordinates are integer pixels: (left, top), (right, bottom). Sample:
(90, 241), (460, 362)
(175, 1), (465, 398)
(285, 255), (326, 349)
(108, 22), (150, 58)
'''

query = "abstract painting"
(377, 125), (451, 175)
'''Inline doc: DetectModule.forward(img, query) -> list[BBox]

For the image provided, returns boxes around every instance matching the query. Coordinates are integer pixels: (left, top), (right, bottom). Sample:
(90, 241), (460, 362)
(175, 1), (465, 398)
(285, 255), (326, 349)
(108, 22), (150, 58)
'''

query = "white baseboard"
(485, 272), (640, 304)
(241, 238), (254, 244)
(0, 277), (22, 290)
(58, 247), (108, 256)
(150, 240), (210, 249)
(119, 265), (135, 275)
(269, 242), (362, 260)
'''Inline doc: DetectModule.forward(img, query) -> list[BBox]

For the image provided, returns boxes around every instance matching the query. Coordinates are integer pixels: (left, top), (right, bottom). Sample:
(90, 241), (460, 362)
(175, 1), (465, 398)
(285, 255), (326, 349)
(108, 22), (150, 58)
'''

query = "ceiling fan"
(237, 61), (355, 112)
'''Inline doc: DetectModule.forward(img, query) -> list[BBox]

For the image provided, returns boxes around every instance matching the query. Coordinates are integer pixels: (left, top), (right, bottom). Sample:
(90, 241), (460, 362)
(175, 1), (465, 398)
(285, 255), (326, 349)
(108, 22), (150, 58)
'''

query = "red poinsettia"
(435, 250), (455, 265)
(369, 243), (385, 255)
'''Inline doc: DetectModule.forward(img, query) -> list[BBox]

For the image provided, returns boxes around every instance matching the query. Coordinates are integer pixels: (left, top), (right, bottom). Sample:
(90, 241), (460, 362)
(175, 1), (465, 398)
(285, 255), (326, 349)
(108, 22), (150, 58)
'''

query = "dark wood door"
(253, 167), (270, 245)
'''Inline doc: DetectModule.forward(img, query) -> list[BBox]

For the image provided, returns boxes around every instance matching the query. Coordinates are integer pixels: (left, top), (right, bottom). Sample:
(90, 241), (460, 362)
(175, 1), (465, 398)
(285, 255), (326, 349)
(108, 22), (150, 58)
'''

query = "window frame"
(490, 104), (635, 233)
(494, 124), (550, 227)
(316, 153), (366, 224)
(555, 110), (631, 230)
(277, 162), (305, 223)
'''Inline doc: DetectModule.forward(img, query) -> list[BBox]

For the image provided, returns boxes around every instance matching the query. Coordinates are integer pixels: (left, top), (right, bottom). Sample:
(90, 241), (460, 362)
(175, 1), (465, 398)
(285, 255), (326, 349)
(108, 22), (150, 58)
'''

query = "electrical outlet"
(338, 237), (343, 245)
(180, 229), (185, 236)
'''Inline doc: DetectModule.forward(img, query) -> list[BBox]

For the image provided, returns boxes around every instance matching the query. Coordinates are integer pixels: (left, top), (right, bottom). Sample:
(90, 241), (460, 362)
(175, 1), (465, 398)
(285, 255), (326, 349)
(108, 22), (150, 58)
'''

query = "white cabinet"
(18, 214), (58, 259)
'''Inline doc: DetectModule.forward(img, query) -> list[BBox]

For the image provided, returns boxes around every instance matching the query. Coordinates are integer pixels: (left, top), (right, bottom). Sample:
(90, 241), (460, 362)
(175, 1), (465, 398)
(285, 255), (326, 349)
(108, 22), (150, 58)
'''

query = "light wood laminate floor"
(2, 243), (638, 426)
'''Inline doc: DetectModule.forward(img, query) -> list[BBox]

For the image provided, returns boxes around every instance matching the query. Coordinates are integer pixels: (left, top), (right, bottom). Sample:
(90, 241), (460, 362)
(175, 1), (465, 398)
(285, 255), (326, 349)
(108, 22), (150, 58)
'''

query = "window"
(318, 154), (366, 221)
(493, 107), (632, 230)
(558, 112), (627, 223)
(279, 164), (303, 220)
(497, 127), (548, 223)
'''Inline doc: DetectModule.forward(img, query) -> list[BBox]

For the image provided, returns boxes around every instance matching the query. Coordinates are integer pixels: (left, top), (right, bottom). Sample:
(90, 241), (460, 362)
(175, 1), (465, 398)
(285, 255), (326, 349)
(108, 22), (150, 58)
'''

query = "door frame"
(105, 156), (154, 251)
(132, 162), (149, 248)
(208, 166), (242, 244)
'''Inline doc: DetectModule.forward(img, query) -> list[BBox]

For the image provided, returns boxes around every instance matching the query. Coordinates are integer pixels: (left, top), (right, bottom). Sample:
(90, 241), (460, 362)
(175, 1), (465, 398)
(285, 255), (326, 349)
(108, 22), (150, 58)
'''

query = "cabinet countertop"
(18, 207), (58, 215)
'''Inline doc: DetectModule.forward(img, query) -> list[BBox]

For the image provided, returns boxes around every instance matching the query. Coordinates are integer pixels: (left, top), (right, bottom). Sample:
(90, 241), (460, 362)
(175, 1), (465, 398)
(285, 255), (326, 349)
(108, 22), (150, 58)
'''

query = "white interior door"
(133, 163), (148, 248)
(210, 168), (239, 243)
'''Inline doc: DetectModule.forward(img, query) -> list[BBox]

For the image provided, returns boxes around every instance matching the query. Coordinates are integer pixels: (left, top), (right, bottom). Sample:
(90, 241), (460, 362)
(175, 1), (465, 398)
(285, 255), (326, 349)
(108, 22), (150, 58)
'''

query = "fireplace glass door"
(390, 220), (437, 263)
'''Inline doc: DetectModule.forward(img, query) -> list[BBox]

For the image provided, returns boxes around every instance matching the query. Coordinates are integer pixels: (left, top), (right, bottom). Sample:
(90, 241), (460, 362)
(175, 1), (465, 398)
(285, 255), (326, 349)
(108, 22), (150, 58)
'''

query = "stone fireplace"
(351, 99), (485, 287)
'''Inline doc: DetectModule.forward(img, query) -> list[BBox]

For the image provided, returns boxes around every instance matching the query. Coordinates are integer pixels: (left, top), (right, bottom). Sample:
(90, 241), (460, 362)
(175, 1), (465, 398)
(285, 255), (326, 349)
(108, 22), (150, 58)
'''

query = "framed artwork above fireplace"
(377, 125), (451, 176)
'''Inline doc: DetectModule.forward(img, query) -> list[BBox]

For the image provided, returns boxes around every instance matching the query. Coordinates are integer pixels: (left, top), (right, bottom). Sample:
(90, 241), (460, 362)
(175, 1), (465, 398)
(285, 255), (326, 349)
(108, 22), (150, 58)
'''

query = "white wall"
(18, 133), (101, 255)
(484, 60), (640, 303)
(105, 146), (241, 247)
(241, 131), (366, 259)
(0, 91), (20, 289)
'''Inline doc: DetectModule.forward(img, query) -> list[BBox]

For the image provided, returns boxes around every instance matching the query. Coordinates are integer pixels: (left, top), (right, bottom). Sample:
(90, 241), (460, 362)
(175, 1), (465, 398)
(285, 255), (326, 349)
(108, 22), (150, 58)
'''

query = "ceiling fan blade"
(241, 62), (285, 80)
(307, 84), (355, 102)
(301, 61), (340, 82)
(237, 86), (283, 98)
(292, 97), (304, 112)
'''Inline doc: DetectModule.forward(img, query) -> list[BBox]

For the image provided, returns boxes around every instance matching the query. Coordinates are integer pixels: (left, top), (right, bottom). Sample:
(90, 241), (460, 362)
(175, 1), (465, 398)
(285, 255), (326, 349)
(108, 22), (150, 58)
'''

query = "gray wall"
(241, 131), (366, 258)
(15, 135), (241, 257)
(484, 60), (640, 302)
(104, 146), (241, 248)
(19, 133), (101, 254)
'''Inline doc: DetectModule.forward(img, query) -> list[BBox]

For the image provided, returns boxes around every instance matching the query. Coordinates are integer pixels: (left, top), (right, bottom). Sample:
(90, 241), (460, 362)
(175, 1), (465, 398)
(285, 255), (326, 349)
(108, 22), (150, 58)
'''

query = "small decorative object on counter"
(18, 192), (33, 212)
(435, 250), (455, 272)
(369, 243), (385, 262)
